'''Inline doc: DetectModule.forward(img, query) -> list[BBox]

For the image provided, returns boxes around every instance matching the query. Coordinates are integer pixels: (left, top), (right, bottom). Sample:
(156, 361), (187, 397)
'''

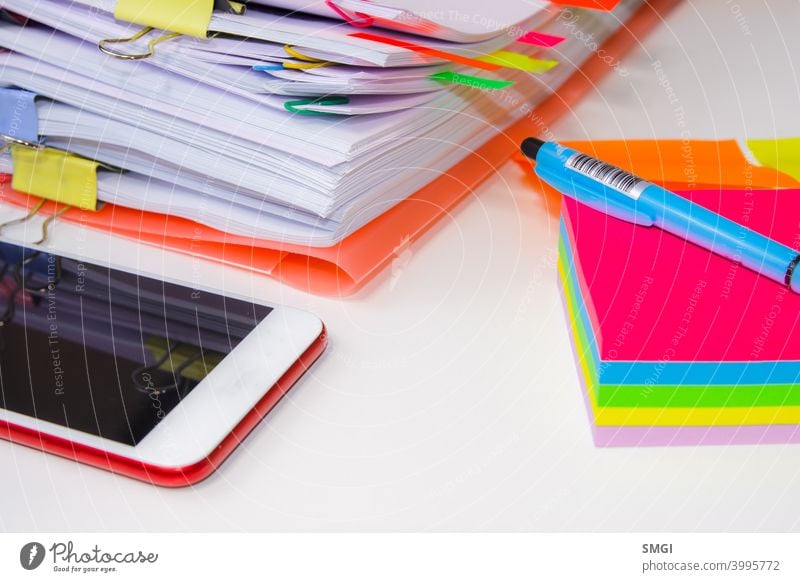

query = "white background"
(3, 0), (800, 532)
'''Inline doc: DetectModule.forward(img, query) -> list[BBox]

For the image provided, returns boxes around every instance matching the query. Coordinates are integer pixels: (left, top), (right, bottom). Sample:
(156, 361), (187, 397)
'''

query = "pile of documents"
(0, 0), (643, 293)
(554, 138), (800, 447)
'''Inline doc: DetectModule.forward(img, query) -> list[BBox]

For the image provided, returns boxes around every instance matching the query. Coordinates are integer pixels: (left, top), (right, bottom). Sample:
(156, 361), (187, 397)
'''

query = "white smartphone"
(0, 239), (326, 487)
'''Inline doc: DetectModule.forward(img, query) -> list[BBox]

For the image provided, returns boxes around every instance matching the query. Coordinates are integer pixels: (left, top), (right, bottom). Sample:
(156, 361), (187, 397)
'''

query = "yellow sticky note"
(478, 50), (559, 73)
(115, 0), (214, 38)
(747, 138), (800, 182)
(11, 146), (99, 210)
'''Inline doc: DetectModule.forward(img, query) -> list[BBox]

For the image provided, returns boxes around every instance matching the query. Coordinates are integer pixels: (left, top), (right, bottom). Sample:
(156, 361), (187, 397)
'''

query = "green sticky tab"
(429, 71), (515, 91)
(747, 138), (800, 182)
(284, 96), (349, 116)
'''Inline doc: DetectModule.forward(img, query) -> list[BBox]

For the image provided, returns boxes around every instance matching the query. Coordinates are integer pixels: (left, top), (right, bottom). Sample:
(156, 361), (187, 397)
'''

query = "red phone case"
(0, 327), (327, 487)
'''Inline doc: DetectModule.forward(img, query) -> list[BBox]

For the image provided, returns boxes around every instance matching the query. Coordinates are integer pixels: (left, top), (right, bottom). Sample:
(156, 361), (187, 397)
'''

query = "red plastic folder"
(0, 0), (679, 296)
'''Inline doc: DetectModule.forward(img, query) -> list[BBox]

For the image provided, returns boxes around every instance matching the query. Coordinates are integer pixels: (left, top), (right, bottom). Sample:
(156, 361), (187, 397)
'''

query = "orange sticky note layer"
(516, 139), (800, 191)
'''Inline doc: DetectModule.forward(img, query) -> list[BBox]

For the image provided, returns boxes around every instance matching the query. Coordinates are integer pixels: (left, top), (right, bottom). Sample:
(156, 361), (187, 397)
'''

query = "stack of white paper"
(0, 0), (640, 245)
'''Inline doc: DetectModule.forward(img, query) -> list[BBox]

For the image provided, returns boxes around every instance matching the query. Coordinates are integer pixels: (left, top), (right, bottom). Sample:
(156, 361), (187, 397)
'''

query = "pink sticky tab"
(325, 0), (374, 27)
(517, 31), (565, 47)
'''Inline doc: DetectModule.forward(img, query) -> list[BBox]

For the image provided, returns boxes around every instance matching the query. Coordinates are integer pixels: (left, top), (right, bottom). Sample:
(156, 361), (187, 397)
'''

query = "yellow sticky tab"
(747, 138), (800, 182)
(478, 50), (559, 73)
(115, 0), (214, 38)
(11, 146), (99, 210)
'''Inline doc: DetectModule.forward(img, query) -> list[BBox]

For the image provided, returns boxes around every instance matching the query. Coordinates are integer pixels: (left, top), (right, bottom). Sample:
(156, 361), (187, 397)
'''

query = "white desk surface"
(3, 0), (800, 532)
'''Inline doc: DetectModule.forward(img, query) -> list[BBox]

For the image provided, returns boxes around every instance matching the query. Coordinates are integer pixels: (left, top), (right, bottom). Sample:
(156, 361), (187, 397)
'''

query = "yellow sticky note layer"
(115, 0), (213, 38)
(11, 146), (99, 210)
(478, 50), (559, 73)
(747, 138), (800, 183)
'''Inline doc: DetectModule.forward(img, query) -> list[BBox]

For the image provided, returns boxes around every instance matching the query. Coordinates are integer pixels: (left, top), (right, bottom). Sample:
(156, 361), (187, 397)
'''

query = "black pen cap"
(520, 137), (546, 161)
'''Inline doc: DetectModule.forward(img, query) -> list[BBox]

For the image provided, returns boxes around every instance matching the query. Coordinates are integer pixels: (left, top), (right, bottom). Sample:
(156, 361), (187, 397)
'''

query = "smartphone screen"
(0, 242), (272, 446)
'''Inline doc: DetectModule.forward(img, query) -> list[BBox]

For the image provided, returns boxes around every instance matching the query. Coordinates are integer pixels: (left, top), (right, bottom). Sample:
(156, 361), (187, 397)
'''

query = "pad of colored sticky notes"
(543, 139), (800, 446)
(559, 189), (800, 445)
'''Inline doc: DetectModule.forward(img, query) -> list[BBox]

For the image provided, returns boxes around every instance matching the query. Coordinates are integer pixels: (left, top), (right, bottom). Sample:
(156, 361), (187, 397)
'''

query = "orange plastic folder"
(0, 0), (679, 296)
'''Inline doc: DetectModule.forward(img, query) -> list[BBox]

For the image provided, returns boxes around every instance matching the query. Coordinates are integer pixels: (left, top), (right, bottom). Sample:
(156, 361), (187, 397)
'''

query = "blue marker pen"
(521, 138), (800, 293)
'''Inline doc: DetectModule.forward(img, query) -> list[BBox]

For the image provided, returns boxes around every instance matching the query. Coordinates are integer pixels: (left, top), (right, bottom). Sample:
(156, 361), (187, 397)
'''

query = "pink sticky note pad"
(563, 188), (800, 364)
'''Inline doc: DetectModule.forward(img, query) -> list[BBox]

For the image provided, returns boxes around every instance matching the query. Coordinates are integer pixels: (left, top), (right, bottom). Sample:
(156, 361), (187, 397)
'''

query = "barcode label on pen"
(566, 153), (650, 200)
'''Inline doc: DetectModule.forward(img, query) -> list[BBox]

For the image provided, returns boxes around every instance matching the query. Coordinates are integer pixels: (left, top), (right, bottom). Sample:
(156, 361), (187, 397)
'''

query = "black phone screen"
(0, 242), (272, 446)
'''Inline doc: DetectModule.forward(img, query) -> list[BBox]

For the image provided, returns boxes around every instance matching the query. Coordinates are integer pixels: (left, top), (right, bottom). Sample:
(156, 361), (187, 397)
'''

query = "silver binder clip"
(0, 134), (45, 150)
(0, 200), (71, 246)
(99, 1), (245, 60)
(0, 199), (46, 236)
(98, 27), (181, 61)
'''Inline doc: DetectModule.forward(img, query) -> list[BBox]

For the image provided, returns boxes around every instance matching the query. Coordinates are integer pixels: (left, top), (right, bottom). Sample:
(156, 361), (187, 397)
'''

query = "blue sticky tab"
(0, 88), (38, 144)
(252, 64), (284, 71)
